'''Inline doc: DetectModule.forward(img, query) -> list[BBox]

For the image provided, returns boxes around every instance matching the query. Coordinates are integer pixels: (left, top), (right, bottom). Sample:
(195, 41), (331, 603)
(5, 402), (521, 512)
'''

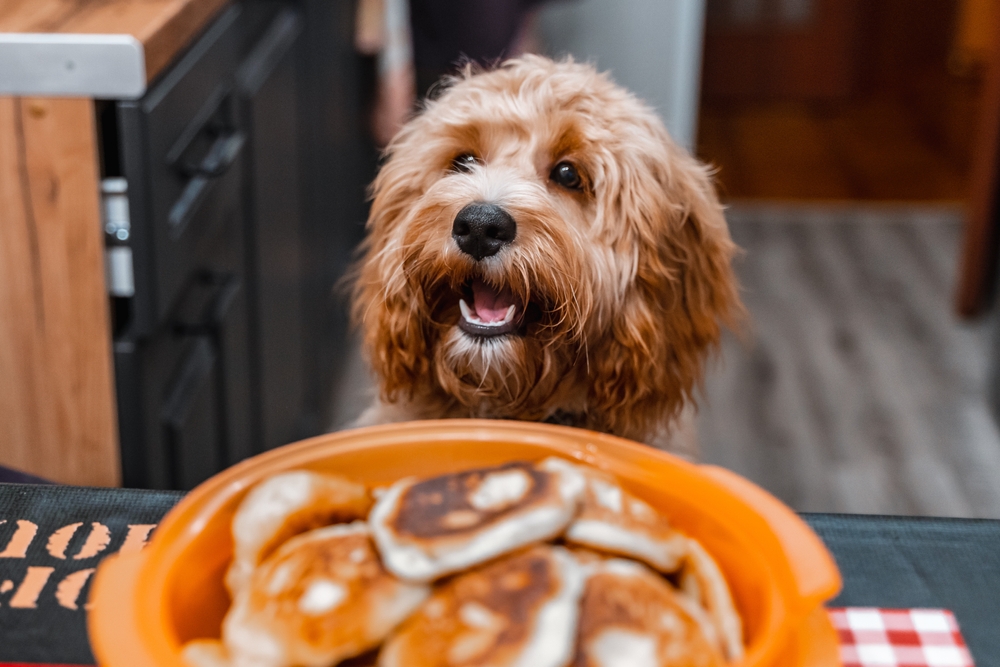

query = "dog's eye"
(550, 161), (583, 190)
(451, 153), (480, 173)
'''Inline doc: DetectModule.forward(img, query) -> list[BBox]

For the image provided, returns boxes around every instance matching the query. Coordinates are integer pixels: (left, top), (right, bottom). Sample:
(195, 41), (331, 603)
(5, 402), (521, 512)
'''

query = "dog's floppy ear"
(587, 136), (742, 442)
(351, 137), (432, 403)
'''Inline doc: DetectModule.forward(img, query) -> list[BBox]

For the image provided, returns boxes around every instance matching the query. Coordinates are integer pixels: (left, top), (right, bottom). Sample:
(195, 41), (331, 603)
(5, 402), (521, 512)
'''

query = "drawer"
(116, 269), (252, 490)
(119, 5), (248, 333)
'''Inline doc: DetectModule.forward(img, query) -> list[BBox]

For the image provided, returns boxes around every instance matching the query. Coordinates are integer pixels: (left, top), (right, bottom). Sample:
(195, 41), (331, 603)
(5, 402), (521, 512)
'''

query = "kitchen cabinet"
(0, 0), (372, 488)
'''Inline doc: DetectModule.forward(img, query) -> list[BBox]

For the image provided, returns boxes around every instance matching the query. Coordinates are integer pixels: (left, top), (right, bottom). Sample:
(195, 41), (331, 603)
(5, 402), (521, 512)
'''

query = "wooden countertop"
(0, 0), (230, 82)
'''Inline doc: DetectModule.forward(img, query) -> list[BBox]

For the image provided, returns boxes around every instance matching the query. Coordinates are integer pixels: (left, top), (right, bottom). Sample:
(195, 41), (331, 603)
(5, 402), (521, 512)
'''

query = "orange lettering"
(0, 520), (39, 558)
(73, 523), (111, 559)
(119, 524), (156, 554)
(55, 569), (95, 610)
(8, 566), (54, 608)
(46, 523), (83, 559)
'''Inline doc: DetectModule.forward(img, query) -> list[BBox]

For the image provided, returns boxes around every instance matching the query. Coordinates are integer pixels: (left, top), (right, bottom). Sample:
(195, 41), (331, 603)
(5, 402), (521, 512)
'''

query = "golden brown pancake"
(677, 539), (743, 662)
(223, 522), (428, 667)
(561, 464), (687, 574)
(559, 464), (743, 660)
(571, 558), (725, 667)
(369, 459), (585, 581)
(378, 545), (585, 667)
(226, 471), (372, 595)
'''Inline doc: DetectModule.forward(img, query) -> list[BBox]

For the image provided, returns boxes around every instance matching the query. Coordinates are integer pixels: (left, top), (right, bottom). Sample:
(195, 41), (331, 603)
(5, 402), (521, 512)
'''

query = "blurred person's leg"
(359, 0), (552, 147)
(410, 0), (547, 96)
(357, 0), (417, 146)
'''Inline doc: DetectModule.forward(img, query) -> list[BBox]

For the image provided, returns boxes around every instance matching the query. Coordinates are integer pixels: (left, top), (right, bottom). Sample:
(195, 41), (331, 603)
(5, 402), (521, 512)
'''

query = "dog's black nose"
(452, 203), (517, 261)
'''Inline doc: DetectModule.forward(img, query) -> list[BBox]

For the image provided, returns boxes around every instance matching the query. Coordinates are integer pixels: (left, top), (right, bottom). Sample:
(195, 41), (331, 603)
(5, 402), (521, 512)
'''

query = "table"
(807, 513), (1000, 665)
(0, 484), (997, 665)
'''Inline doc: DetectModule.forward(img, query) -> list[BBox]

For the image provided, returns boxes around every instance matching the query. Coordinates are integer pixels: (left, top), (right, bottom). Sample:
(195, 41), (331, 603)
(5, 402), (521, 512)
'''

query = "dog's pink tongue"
(471, 279), (516, 323)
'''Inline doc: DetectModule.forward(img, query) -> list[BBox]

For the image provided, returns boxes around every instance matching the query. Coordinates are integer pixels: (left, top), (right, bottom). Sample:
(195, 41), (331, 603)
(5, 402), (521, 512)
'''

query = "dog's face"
(354, 56), (740, 440)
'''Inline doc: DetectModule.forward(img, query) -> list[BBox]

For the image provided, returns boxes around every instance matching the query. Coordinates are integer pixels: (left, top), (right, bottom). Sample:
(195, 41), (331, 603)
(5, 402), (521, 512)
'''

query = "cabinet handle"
(185, 131), (245, 178)
(161, 337), (215, 433)
(160, 336), (217, 489)
(167, 132), (245, 239)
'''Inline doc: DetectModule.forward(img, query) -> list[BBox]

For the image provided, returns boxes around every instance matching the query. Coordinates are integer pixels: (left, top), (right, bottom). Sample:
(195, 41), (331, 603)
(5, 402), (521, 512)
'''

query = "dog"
(350, 55), (741, 455)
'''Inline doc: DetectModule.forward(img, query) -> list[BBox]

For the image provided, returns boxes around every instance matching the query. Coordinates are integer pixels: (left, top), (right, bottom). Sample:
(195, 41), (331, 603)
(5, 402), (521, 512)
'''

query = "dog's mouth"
(457, 278), (523, 337)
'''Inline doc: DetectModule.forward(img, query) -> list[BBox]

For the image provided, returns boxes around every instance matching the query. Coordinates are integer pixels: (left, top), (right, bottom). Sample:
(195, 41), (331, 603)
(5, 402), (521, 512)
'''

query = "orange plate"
(88, 420), (842, 667)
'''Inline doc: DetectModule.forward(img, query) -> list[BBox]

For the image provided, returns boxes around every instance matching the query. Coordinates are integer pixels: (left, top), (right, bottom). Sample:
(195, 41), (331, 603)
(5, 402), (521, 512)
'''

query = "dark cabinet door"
(118, 266), (253, 490)
(162, 270), (253, 489)
(119, 6), (247, 336)
(161, 336), (222, 490)
(110, 1), (363, 488)
(235, 9), (307, 453)
(115, 6), (256, 490)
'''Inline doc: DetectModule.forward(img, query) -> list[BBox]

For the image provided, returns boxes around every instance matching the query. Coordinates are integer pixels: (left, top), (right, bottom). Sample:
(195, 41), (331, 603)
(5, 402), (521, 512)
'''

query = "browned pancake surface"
(391, 462), (549, 539)
(226, 471), (372, 595)
(564, 467), (687, 573)
(379, 545), (582, 667)
(572, 560), (725, 667)
(224, 523), (427, 667)
(370, 459), (584, 581)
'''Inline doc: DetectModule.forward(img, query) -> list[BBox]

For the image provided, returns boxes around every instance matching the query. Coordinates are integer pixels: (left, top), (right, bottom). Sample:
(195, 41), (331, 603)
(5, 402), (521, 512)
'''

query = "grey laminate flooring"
(330, 203), (1000, 518)
(699, 203), (1000, 518)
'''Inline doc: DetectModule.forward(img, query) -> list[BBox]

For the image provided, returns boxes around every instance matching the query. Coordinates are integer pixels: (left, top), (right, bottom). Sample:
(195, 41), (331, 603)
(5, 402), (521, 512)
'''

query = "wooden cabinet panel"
(0, 97), (120, 486)
(956, 13), (1000, 316)
(702, 0), (862, 101)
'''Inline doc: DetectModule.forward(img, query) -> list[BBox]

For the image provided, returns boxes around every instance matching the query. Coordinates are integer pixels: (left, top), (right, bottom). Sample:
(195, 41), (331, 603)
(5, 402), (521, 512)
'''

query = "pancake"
(223, 522), (428, 667)
(677, 540), (743, 662)
(181, 639), (230, 667)
(226, 470), (372, 595)
(561, 464), (687, 574)
(571, 558), (725, 667)
(379, 545), (585, 667)
(369, 459), (585, 581)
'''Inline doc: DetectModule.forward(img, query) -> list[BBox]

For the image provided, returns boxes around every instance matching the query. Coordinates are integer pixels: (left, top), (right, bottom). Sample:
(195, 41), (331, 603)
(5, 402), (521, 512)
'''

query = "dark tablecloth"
(0, 484), (998, 665)
(804, 513), (1000, 665)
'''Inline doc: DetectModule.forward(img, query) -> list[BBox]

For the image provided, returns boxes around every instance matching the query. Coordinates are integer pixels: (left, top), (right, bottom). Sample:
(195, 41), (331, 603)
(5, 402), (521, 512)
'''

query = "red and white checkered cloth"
(0, 609), (976, 667)
(830, 608), (974, 667)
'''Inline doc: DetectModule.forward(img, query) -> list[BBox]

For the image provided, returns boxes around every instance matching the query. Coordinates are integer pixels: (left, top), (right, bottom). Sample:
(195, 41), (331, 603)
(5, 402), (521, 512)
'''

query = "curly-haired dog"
(351, 55), (741, 454)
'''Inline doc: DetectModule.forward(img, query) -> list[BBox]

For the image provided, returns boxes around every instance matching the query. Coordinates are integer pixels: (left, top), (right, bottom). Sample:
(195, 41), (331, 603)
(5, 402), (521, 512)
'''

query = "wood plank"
(0, 97), (120, 486)
(696, 0), (981, 203)
(956, 12), (1000, 316)
(0, 0), (230, 81)
(727, 102), (855, 199)
(697, 94), (975, 201)
(702, 0), (863, 102)
(820, 98), (968, 201)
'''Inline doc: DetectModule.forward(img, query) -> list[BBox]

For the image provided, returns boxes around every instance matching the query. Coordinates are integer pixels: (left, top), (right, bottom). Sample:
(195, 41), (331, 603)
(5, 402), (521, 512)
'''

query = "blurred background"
(7, 0), (1000, 514)
(689, 0), (1000, 519)
(334, 0), (1000, 518)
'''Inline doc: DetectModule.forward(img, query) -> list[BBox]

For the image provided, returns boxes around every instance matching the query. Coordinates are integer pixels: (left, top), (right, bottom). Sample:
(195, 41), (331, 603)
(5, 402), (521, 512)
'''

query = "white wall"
(536, 0), (707, 151)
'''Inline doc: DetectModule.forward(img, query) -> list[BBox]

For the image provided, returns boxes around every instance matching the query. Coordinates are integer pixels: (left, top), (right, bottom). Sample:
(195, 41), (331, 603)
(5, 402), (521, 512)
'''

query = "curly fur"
(351, 55), (742, 451)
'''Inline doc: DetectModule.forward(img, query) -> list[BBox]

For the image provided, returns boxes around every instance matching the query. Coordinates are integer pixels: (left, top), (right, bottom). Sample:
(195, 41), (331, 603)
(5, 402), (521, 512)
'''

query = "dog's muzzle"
(452, 202), (516, 261)
(451, 203), (523, 337)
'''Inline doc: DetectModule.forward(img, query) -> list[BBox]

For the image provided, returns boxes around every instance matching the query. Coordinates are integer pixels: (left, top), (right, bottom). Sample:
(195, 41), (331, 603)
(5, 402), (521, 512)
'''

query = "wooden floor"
(697, 90), (979, 201)
(699, 203), (1000, 518)
(329, 204), (1000, 519)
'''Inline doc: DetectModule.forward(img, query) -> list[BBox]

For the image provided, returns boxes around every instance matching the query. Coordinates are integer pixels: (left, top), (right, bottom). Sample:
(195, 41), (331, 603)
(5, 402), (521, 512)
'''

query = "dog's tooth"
(459, 299), (479, 323)
(503, 304), (516, 323)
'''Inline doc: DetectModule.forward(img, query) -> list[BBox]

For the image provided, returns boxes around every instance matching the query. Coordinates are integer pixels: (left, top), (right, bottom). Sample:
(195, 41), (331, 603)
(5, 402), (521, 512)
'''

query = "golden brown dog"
(351, 55), (741, 454)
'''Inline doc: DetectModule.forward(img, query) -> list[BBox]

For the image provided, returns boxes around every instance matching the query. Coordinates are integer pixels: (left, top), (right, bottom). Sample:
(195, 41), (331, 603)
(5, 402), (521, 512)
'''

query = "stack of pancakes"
(181, 460), (744, 667)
